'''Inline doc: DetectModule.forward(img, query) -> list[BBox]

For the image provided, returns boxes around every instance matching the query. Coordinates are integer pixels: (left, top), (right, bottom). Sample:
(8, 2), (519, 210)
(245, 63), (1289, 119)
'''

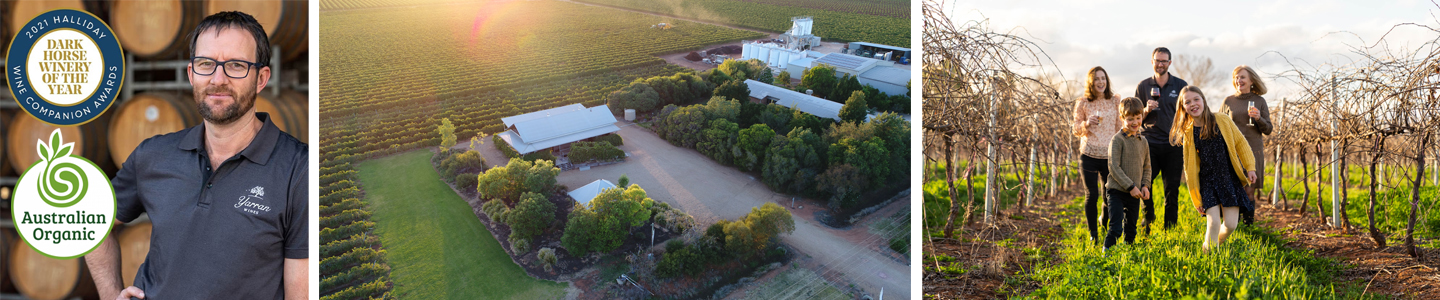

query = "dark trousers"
(1081, 155), (1109, 243)
(1146, 142), (1184, 233)
(1105, 188), (1140, 248)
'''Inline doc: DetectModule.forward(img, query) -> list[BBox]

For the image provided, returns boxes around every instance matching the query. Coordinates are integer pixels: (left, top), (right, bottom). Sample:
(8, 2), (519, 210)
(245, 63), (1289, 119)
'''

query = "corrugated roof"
(501, 103), (586, 128)
(498, 104), (620, 154)
(850, 41), (911, 52)
(745, 79), (844, 120)
(859, 66), (911, 87)
(814, 53), (878, 72)
(567, 179), (618, 206)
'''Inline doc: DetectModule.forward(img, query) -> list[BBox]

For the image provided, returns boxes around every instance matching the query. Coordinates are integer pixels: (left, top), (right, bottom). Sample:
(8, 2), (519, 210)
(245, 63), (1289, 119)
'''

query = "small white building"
(496, 104), (619, 154)
(568, 179), (618, 206)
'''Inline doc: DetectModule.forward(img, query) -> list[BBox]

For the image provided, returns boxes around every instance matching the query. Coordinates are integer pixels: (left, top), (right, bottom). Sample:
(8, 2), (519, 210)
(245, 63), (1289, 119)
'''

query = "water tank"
(742, 43), (753, 60)
(754, 46), (771, 64)
(624, 109), (636, 121)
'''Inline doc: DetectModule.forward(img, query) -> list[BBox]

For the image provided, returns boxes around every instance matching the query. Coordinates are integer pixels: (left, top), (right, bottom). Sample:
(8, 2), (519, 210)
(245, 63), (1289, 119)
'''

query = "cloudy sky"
(938, 0), (1440, 107)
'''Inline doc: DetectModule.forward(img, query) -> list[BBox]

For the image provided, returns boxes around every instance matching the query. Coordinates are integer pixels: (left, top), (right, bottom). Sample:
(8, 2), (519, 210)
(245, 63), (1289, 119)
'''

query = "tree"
(698, 118), (740, 165)
(723, 203), (794, 255)
(774, 70), (792, 88)
(563, 184), (655, 255)
(862, 85), (887, 112)
(715, 79), (751, 102)
(761, 135), (800, 191)
(607, 82), (661, 113)
(800, 64), (838, 98)
(702, 96), (741, 123)
(706, 69), (733, 86)
(503, 192), (556, 243)
(789, 109), (824, 136)
(839, 90), (869, 123)
(817, 164), (868, 210)
(1172, 54), (1223, 92)
(717, 59), (765, 81)
(759, 104), (793, 135)
(592, 184), (655, 228)
(654, 105), (709, 148)
(736, 124), (776, 171)
(477, 158), (560, 204)
(832, 73), (863, 103)
(757, 67), (774, 85)
(617, 174), (630, 188)
(438, 118), (457, 148)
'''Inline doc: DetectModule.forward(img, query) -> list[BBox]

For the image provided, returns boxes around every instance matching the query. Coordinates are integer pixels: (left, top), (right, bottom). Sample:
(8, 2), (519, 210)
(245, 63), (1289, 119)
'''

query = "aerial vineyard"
(574, 0), (909, 47)
(320, 0), (762, 160)
(320, 0), (463, 11)
(318, 161), (395, 299)
(729, 0), (910, 19)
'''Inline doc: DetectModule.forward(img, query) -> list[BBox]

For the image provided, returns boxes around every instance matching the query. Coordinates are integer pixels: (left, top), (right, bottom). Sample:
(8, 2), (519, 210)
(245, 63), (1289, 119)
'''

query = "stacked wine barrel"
(2, 1), (309, 299)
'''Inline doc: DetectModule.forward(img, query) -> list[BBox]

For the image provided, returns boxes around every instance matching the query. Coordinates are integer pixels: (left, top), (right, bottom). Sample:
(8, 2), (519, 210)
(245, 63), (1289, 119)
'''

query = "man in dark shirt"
(83, 12), (309, 300)
(1133, 47), (1188, 233)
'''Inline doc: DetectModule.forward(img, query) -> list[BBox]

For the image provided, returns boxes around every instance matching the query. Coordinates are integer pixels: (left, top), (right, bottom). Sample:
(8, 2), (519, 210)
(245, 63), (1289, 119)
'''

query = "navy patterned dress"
(1195, 126), (1252, 211)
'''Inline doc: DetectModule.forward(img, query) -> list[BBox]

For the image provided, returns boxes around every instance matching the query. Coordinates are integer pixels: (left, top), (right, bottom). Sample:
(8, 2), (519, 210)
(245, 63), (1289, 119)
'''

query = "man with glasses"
(84, 11), (308, 300)
(1134, 47), (1188, 234)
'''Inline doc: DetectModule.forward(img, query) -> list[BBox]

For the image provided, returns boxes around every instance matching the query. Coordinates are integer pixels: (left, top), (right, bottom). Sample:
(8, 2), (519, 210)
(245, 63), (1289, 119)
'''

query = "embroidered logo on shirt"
(234, 186), (272, 215)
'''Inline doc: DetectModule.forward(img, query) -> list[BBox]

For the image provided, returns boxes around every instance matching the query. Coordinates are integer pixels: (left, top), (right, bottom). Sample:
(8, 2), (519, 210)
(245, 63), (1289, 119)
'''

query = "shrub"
(889, 236), (908, 254)
(570, 141), (625, 163)
(522, 149), (556, 162)
(493, 135), (519, 158)
(482, 199), (510, 223)
(656, 245), (700, 278)
(537, 248), (558, 272)
(477, 158), (560, 203)
(594, 133), (623, 146)
(504, 192), (557, 242)
(455, 172), (478, 190)
(510, 237), (531, 254)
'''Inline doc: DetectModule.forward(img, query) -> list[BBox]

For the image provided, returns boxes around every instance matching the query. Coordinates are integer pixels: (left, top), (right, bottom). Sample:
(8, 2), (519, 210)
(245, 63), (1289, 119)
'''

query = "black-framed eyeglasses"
(191, 57), (265, 79)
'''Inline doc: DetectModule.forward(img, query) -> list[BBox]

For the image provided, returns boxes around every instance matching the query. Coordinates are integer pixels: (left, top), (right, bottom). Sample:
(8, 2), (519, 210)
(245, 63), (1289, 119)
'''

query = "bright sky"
(940, 0), (1440, 108)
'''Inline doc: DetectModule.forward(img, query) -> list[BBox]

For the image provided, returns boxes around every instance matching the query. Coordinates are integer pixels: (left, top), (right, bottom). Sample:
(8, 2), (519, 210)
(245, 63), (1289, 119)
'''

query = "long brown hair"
(1169, 86), (1218, 145)
(1232, 65), (1268, 95)
(1084, 66), (1113, 101)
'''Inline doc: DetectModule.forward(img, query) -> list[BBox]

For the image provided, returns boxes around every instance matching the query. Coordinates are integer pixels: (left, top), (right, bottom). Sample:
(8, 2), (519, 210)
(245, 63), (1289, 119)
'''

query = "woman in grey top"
(1218, 65), (1272, 225)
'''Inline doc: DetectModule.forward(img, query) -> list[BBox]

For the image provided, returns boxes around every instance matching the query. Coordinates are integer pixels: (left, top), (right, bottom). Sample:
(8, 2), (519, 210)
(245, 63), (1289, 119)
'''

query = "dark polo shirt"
(1133, 73), (1189, 144)
(112, 112), (308, 299)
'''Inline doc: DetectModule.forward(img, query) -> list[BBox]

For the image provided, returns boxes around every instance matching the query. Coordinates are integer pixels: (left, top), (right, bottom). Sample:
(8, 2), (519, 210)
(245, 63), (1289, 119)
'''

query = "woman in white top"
(1072, 66), (1123, 244)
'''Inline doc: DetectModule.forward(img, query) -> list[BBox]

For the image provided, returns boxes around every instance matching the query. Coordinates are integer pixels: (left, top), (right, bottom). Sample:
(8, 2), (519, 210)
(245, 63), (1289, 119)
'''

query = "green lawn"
(359, 150), (568, 299)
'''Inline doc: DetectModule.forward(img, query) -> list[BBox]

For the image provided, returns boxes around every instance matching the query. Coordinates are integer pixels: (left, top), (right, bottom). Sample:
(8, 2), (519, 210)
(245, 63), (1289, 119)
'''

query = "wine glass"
(1247, 99), (1255, 126)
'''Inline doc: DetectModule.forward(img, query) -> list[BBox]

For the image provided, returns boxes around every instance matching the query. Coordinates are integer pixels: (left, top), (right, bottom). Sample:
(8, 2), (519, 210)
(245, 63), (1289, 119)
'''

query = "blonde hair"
(1169, 86), (1218, 145)
(1084, 66), (1113, 101)
(1232, 65), (1267, 96)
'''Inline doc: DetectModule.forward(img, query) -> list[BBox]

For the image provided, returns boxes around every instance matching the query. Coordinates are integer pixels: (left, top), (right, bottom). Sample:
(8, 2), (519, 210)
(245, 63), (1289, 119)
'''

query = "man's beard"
(197, 85), (255, 125)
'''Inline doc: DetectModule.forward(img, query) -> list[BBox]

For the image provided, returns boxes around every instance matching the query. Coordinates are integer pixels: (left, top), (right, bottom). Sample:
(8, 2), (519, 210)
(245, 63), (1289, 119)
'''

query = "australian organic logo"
(6, 9), (125, 126)
(13, 129), (116, 259)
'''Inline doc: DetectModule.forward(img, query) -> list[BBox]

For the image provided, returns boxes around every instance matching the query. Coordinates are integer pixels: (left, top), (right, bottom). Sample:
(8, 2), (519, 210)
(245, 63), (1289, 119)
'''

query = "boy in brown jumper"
(1105, 97), (1152, 249)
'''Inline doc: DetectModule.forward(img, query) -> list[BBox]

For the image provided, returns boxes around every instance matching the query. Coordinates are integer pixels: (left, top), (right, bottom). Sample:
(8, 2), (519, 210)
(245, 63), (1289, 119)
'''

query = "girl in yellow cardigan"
(1168, 86), (1258, 252)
